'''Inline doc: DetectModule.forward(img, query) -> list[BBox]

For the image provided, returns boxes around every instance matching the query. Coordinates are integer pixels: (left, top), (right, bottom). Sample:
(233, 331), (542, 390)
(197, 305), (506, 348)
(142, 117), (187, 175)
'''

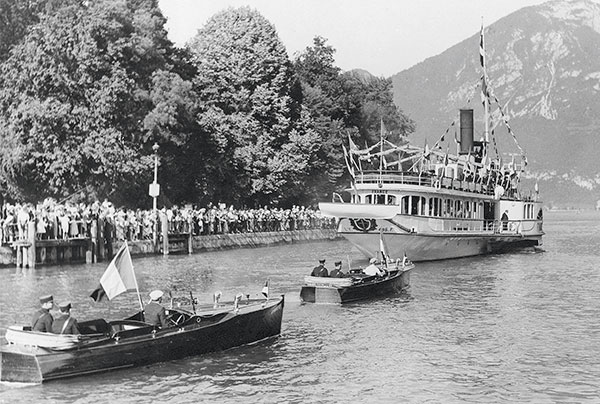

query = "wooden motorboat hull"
(0, 296), (284, 383)
(300, 268), (411, 304)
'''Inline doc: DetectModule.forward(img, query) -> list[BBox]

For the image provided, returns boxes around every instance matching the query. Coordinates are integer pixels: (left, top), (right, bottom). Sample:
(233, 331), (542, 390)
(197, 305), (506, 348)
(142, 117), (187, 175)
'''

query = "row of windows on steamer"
(352, 193), (538, 220)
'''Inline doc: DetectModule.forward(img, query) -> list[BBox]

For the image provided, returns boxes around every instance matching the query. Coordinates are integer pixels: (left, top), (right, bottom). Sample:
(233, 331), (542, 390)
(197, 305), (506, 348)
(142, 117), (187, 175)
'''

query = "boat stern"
(300, 286), (342, 304)
(0, 347), (43, 383)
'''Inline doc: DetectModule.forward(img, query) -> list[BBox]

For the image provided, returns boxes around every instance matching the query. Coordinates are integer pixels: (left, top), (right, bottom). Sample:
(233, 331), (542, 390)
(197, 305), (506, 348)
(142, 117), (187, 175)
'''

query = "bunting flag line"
(419, 78), (478, 164)
(454, 122), (459, 145)
(348, 132), (359, 152)
(90, 242), (138, 302)
(492, 94), (528, 166)
(342, 144), (355, 179)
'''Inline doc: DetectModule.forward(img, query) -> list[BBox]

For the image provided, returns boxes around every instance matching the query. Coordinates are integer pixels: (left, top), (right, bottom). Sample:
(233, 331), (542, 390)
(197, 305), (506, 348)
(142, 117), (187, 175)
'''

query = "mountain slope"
(391, 0), (600, 208)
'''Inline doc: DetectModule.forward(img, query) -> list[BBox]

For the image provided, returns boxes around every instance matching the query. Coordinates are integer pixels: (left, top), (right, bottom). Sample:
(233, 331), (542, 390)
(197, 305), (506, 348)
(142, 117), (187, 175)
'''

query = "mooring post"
(161, 212), (169, 255)
(188, 217), (193, 254)
(90, 218), (98, 263)
(97, 217), (105, 261)
(16, 244), (22, 268)
(27, 221), (36, 268)
(49, 246), (57, 264)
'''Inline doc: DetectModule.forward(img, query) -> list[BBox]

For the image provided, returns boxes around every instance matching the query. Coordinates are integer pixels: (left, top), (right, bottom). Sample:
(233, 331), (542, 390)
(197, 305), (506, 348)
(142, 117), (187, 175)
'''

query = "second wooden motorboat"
(300, 262), (413, 304)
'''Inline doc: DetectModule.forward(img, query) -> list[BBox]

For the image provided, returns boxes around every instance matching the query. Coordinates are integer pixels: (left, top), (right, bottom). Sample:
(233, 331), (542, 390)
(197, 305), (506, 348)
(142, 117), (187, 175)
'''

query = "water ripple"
(1, 213), (600, 403)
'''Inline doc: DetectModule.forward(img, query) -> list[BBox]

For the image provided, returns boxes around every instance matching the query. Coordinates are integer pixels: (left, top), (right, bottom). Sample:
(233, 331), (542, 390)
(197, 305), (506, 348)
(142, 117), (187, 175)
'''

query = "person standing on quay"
(32, 295), (55, 332)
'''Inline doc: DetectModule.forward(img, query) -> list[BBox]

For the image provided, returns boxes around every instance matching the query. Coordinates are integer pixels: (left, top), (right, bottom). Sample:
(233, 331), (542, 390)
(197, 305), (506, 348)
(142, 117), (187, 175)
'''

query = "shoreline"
(0, 229), (341, 267)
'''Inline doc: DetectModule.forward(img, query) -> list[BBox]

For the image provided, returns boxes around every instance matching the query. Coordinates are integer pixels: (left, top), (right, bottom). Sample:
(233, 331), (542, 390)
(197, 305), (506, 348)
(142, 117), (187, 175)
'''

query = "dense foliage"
(0, 1), (414, 208)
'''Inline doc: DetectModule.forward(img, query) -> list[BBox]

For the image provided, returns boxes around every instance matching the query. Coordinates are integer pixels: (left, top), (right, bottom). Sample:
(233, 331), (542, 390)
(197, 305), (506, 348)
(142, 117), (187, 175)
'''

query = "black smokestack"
(459, 109), (473, 155)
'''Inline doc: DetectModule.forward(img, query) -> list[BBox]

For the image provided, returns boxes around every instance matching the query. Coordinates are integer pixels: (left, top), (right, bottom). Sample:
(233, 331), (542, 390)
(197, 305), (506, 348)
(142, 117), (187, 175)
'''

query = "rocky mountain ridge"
(388, 0), (600, 208)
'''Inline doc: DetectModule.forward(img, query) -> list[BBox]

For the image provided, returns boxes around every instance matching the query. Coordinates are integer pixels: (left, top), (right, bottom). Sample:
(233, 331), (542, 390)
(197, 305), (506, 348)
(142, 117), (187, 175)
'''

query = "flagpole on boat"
(125, 241), (144, 312)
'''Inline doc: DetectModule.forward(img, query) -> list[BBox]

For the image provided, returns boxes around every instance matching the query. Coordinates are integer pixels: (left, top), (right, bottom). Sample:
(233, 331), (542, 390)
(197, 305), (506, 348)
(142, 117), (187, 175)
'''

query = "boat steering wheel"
(167, 312), (186, 326)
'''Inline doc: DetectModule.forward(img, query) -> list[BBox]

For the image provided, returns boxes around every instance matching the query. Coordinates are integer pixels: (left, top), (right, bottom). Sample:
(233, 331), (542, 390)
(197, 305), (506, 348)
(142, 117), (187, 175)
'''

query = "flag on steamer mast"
(480, 23), (489, 106)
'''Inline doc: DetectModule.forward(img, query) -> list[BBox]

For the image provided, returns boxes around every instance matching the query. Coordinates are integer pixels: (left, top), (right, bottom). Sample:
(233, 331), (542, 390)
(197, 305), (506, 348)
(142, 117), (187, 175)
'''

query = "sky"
(157, 0), (550, 77)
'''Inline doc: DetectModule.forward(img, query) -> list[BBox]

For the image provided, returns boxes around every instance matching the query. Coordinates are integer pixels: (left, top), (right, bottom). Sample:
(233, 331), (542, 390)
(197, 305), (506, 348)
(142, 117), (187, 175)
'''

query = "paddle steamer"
(319, 27), (544, 261)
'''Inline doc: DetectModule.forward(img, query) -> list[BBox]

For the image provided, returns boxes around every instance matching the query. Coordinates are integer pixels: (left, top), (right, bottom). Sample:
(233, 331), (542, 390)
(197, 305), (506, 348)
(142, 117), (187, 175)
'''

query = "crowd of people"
(0, 198), (336, 245)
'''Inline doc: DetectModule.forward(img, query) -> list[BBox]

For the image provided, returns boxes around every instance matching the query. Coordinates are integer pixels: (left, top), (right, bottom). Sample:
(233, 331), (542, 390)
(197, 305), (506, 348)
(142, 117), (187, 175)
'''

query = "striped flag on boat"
(90, 242), (138, 302)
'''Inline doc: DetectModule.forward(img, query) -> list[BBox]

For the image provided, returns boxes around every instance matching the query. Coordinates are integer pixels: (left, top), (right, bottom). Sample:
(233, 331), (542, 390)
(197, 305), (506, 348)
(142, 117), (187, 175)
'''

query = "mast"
(480, 21), (490, 156)
(379, 118), (384, 183)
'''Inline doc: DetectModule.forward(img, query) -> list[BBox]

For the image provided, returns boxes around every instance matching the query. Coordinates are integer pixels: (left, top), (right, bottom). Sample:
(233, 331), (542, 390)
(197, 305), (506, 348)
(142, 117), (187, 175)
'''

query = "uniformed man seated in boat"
(32, 294), (55, 332)
(311, 259), (329, 277)
(329, 261), (347, 278)
(52, 301), (80, 335)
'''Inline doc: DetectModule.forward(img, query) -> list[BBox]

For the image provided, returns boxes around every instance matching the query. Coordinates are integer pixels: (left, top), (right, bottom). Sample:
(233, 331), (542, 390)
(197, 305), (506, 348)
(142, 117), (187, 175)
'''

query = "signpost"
(150, 143), (160, 253)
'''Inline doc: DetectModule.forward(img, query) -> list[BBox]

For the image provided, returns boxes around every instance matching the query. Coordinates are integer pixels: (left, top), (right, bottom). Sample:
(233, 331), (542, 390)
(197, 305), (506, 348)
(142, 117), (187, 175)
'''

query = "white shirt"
(363, 264), (383, 276)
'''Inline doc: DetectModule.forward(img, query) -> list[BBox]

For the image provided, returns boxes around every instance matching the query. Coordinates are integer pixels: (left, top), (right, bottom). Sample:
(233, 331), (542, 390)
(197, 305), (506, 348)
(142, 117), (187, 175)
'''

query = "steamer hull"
(342, 229), (540, 262)
(320, 179), (544, 262)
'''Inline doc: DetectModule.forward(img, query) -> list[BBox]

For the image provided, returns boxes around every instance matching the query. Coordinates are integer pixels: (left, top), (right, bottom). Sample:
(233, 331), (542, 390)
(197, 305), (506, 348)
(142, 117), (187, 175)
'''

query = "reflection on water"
(1, 211), (600, 403)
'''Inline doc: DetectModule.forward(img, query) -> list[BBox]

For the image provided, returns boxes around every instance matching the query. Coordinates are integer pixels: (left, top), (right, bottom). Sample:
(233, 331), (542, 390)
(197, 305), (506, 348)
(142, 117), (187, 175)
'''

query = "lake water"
(1, 210), (599, 403)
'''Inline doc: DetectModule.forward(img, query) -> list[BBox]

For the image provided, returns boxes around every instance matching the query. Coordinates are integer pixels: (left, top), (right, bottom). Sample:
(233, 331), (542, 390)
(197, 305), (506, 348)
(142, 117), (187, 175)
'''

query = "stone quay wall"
(0, 228), (341, 267)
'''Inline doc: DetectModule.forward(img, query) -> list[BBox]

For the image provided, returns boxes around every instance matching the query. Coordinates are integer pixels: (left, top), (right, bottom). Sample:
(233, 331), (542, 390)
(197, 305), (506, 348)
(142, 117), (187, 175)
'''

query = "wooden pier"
(2, 216), (338, 268)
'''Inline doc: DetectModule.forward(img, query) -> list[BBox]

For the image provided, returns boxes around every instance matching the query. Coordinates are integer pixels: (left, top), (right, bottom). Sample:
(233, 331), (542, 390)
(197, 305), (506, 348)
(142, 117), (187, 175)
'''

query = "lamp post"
(149, 143), (160, 253)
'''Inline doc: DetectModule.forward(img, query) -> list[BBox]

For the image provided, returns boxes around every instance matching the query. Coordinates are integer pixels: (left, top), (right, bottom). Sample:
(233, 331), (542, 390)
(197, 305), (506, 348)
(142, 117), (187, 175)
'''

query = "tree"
(0, 0), (48, 62)
(188, 7), (319, 206)
(344, 71), (415, 145)
(292, 36), (415, 199)
(0, 0), (185, 205)
(292, 37), (355, 200)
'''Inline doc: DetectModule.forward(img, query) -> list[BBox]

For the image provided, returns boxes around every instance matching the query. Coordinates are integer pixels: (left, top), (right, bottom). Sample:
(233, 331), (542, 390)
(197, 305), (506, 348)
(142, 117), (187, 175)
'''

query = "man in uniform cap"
(329, 261), (346, 278)
(144, 290), (169, 328)
(311, 259), (329, 277)
(32, 295), (55, 332)
(52, 301), (80, 335)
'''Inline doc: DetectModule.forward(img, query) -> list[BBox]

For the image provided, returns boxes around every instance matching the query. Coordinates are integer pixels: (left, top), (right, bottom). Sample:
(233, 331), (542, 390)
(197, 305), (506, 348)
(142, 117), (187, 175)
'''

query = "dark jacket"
(145, 301), (169, 328)
(329, 268), (345, 278)
(31, 308), (53, 332)
(52, 314), (80, 334)
(311, 264), (329, 277)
